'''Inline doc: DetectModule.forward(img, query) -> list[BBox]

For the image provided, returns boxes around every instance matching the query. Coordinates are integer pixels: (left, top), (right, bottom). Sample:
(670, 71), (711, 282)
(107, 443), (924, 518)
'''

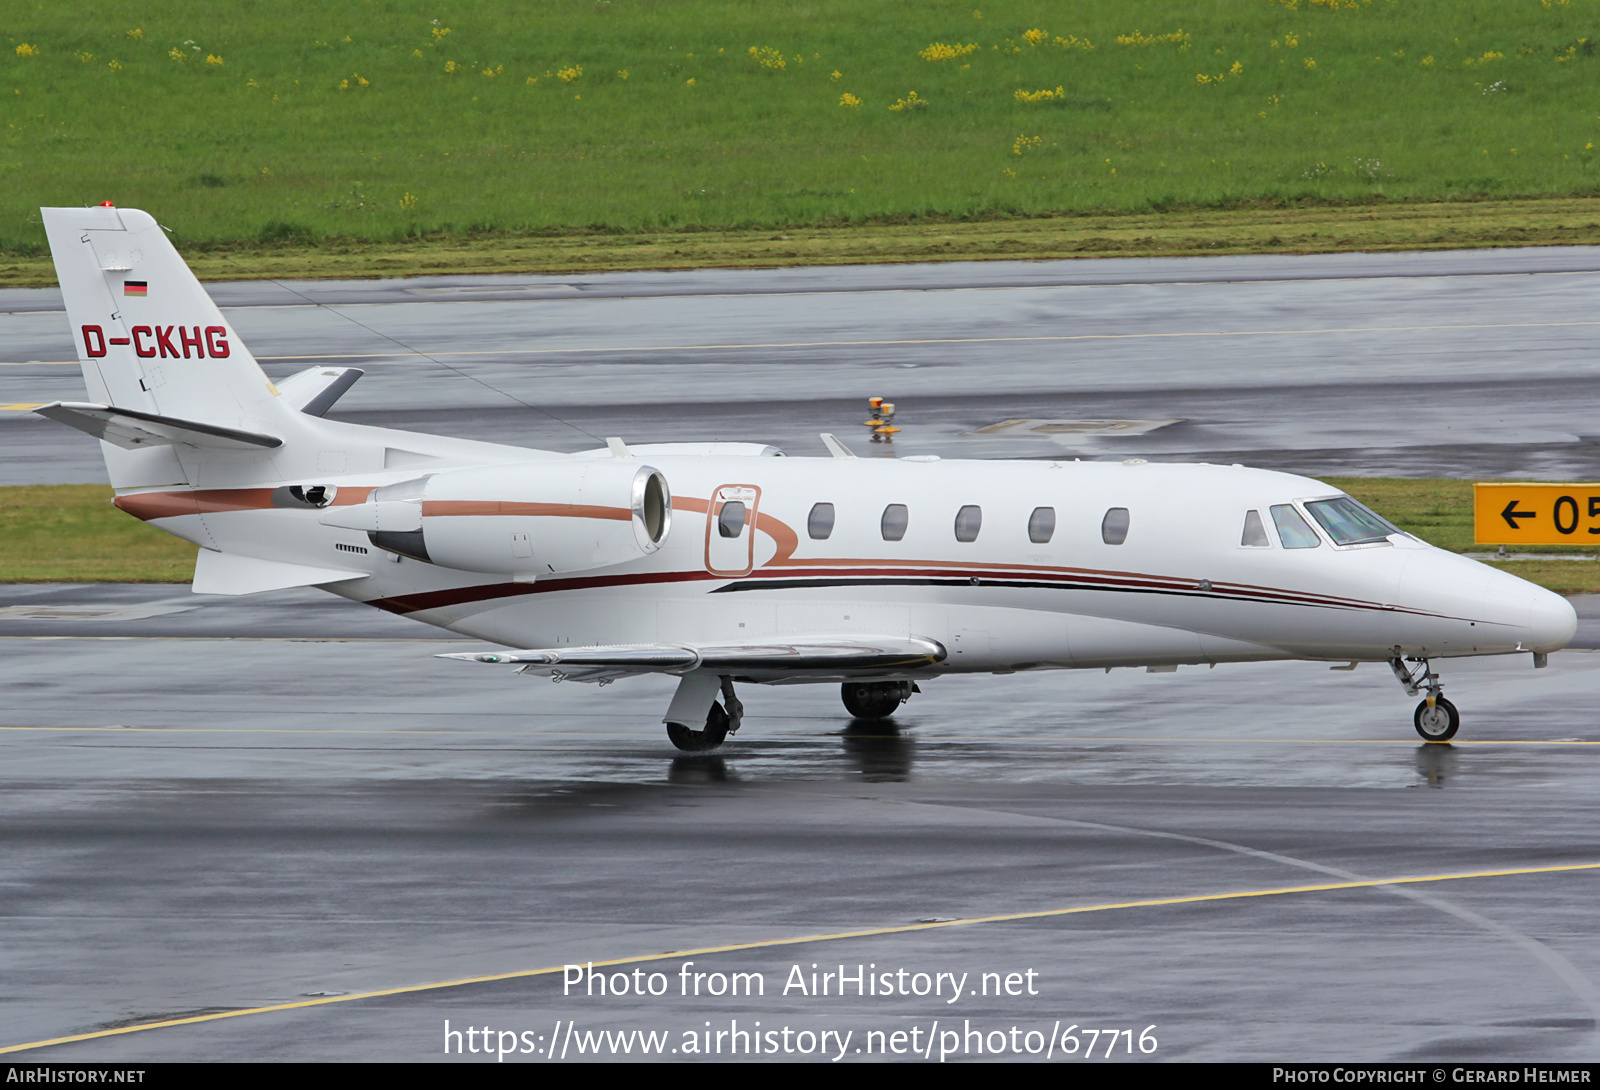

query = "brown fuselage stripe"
(110, 486), (1433, 622)
(115, 486), (376, 521)
(365, 563), (1436, 620)
(421, 500), (631, 521)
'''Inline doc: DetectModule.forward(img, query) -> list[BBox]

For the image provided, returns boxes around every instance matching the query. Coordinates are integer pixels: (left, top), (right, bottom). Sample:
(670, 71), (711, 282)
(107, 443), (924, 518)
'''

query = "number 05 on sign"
(1474, 482), (1600, 545)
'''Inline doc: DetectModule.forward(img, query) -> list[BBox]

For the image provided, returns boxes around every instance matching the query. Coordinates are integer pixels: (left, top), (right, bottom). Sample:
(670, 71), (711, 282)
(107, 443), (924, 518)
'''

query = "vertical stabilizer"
(41, 205), (297, 486)
(42, 205), (287, 424)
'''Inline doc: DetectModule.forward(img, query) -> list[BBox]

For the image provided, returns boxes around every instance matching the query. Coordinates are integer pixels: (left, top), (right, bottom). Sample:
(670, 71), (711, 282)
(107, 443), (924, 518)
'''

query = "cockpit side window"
(1241, 509), (1271, 547)
(1270, 504), (1321, 549)
(1305, 496), (1399, 546)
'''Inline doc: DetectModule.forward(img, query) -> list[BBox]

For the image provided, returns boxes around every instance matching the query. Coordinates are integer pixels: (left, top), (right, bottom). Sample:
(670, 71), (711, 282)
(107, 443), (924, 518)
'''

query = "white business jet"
(35, 205), (1576, 750)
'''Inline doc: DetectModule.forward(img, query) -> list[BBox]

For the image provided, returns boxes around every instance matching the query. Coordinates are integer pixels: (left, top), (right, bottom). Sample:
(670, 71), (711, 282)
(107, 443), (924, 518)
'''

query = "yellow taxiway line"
(3, 860), (1598, 1055)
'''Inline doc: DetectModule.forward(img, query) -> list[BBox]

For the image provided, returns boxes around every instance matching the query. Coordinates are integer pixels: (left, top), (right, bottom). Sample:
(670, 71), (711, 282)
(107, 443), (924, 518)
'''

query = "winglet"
(819, 433), (856, 459)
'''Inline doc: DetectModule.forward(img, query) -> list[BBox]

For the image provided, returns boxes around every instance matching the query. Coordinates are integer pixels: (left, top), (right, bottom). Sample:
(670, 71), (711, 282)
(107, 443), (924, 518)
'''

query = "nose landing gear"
(1390, 655), (1459, 741)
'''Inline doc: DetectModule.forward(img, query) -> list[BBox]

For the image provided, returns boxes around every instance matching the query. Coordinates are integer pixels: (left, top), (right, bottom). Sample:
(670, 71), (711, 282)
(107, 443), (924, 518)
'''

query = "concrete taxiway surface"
(4, 248), (1600, 481)
(3, 250), (1600, 1062)
(0, 585), (1599, 1061)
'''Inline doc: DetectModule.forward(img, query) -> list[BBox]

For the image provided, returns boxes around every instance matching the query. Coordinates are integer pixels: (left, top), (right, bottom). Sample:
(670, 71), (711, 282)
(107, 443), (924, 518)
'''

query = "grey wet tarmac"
(2, 252), (1600, 1062)
(5, 247), (1600, 481)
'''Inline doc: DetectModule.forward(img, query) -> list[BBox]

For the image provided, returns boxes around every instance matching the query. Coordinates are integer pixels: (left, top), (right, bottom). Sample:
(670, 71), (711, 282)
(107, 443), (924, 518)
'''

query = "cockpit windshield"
(1304, 496), (1400, 546)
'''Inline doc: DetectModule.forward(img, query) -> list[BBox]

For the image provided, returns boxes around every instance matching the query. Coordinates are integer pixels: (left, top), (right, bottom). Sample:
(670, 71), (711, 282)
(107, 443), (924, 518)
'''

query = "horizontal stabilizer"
(274, 366), (364, 417)
(35, 402), (281, 451)
(192, 549), (368, 596)
(437, 635), (946, 677)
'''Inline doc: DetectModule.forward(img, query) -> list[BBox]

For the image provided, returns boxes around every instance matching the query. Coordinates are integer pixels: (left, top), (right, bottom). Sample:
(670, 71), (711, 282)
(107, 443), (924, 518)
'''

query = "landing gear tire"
(1414, 697), (1460, 742)
(667, 701), (730, 752)
(841, 681), (909, 720)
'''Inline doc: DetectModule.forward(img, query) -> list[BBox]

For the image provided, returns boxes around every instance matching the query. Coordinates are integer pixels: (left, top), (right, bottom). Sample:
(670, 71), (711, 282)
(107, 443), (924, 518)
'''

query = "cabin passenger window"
(1101, 507), (1130, 545)
(881, 504), (909, 541)
(717, 501), (747, 539)
(807, 502), (835, 540)
(1028, 507), (1056, 544)
(954, 505), (982, 543)
(1241, 510), (1271, 547)
(1270, 504), (1321, 549)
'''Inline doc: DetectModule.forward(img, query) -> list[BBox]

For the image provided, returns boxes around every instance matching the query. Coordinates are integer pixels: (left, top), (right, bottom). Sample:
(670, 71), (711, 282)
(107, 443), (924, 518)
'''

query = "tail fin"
(40, 204), (297, 486)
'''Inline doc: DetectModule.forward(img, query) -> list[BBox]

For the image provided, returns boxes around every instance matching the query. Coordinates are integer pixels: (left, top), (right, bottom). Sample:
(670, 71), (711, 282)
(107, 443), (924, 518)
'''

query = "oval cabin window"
(1101, 507), (1130, 545)
(881, 504), (909, 542)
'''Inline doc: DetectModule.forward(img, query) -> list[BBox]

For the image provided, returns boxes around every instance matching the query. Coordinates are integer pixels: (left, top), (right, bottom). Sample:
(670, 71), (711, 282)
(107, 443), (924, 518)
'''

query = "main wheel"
(841, 682), (906, 720)
(667, 701), (730, 752)
(1413, 696), (1460, 742)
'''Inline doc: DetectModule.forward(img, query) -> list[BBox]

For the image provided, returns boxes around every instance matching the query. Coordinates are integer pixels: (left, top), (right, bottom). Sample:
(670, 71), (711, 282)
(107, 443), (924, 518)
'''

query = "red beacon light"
(98, 201), (115, 207)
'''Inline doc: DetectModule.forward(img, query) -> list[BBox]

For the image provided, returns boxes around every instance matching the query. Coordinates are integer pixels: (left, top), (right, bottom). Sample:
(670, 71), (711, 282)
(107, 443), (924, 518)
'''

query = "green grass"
(6, 478), (1599, 593)
(4, 1), (1600, 251)
(0, 486), (194, 581)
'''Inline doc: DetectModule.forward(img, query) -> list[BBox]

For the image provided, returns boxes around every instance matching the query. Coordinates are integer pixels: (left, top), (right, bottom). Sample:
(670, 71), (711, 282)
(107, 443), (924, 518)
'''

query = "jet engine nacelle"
(347, 462), (670, 575)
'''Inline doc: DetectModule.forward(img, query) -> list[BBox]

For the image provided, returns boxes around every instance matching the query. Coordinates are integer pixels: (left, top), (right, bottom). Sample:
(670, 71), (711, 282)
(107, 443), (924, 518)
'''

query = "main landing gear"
(841, 681), (917, 720)
(664, 674), (743, 752)
(1389, 655), (1459, 742)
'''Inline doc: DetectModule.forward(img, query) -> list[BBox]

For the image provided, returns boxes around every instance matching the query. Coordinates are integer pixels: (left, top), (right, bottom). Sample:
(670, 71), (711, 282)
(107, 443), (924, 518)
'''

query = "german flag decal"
(123, 281), (147, 297)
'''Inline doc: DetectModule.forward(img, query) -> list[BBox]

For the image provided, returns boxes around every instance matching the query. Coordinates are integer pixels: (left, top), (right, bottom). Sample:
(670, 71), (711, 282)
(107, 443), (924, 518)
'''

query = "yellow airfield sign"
(1474, 482), (1600, 545)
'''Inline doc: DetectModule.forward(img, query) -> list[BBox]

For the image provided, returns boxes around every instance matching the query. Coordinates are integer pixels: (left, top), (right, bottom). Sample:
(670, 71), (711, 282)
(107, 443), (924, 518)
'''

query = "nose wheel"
(1391, 654), (1460, 742)
(1413, 696), (1460, 742)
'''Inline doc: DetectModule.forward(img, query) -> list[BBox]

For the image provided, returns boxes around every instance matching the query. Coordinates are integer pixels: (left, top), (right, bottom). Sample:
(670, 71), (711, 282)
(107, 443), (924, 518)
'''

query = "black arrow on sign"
(1501, 500), (1536, 530)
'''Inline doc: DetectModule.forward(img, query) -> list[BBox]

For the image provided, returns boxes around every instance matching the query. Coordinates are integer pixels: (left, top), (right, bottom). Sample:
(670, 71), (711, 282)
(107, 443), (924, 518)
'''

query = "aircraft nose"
(1527, 587), (1577, 652)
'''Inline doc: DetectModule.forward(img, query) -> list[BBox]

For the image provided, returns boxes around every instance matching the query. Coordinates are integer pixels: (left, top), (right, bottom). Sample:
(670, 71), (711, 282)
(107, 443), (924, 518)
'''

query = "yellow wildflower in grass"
(126, 29), (143, 42)
(400, 193), (418, 210)
(107, 60), (122, 71)
(1012, 133), (1043, 155)
(1116, 30), (1190, 48)
(412, 49), (423, 59)
(618, 69), (629, 80)
(1053, 36), (1094, 51)
(1230, 60), (1243, 76)
(556, 65), (582, 82)
(444, 61), (457, 74)
(525, 76), (537, 85)
(432, 27), (450, 43)
(481, 65), (503, 78)
(1305, 57), (1317, 69)
(919, 42), (978, 62)
(15, 44), (39, 57)
(1014, 86), (1065, 103)
(749, 46), (787, 70)
(1023, 29), (1047, 46)
(888, 90), (928, 111)
(839, 92), (862, 108)
(205, 54), (223, 66)
(1002, 167), (1016, 178)
(831, 69), (842, 80)
(167, 47), (186, 62)
(1420, 55), (1435, 66)
(75, 51), (95, 63)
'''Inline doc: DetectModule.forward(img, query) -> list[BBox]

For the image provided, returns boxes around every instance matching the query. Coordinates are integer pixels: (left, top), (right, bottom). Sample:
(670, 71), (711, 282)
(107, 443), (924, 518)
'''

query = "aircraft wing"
(436, 635), (946, 682)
